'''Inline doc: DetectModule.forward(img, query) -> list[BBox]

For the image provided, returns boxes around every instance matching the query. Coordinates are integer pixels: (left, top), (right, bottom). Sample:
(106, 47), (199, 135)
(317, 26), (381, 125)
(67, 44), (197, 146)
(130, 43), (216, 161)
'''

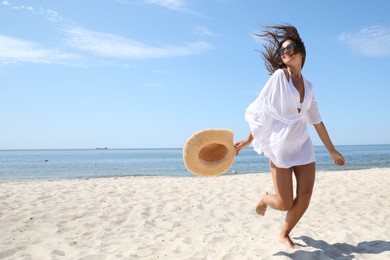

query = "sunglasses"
(278, 43), (296, 56)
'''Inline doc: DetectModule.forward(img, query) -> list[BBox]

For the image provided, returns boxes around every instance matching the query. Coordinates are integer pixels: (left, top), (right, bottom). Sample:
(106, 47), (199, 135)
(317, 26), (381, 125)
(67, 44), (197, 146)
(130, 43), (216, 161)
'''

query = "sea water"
(0, 145), (389, 180)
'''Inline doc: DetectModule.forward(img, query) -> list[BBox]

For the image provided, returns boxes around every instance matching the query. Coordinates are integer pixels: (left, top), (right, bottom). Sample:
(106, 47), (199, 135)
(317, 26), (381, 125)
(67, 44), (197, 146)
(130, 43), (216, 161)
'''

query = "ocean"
(1, 145), (390, 180)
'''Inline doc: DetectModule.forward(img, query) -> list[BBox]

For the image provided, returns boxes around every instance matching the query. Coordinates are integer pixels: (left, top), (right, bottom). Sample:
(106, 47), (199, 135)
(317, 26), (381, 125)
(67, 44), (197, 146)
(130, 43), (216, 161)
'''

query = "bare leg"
(279, 162), (316, 248)
(259, 161), (294, 212)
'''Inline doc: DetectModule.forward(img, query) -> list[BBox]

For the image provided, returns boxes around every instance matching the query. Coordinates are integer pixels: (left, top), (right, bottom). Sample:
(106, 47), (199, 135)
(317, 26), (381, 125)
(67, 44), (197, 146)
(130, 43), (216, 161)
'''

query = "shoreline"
(2, 166), (390, 182)
(1, 168), (390, 259)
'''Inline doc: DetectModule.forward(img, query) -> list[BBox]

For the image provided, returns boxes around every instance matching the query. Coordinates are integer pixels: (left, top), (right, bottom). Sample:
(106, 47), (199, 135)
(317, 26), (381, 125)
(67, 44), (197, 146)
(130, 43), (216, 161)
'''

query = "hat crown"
(198, 143), (229, 165)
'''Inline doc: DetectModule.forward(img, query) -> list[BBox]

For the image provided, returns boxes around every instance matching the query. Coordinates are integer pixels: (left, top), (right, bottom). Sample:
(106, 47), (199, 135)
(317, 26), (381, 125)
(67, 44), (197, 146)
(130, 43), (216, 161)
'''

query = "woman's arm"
(234, 130), (254, 156)
(314, 121), (345, 166)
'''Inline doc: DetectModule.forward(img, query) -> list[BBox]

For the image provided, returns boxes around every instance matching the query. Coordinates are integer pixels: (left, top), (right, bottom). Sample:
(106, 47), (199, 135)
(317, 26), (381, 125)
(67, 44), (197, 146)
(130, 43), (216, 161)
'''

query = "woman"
(235, 24), (345, 248)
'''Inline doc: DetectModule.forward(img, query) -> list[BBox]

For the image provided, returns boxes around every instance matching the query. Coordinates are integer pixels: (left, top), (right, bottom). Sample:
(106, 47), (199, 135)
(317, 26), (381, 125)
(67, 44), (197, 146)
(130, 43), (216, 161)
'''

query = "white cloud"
(120, 0), (195, 13)
(63, 26), (211, 59)
(193, 26), (215, 37)
(2, 1), (63, 21)
(2, 2), (34, 11)
(339, 25), (390, 57)
(1, 2), (210, 66)
(38, 7), (64, 22)
(21, 5), (33, 11)
(144, 0), (186, 10)
(0, 35), (80, 65)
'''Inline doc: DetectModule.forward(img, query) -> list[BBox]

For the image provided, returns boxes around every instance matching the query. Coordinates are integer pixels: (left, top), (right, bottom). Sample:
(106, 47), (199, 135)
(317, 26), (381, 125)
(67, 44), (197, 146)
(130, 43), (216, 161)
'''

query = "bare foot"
(255, 192), (268, 216)
(279, 235), (296, 249)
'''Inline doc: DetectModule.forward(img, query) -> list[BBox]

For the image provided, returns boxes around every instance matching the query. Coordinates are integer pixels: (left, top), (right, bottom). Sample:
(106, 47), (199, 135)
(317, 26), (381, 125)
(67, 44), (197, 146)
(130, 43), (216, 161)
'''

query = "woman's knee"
(278, 198), (294, 211)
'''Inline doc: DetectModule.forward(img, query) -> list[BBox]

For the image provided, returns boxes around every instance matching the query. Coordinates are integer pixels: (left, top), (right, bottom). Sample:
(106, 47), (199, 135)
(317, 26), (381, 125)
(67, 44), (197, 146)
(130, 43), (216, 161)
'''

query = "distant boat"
(96, 147), (108, 150)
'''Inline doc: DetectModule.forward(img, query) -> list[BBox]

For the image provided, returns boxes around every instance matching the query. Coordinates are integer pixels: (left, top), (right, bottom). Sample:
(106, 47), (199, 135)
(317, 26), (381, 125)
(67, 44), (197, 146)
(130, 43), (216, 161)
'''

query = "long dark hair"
(255, 24), (306, 74)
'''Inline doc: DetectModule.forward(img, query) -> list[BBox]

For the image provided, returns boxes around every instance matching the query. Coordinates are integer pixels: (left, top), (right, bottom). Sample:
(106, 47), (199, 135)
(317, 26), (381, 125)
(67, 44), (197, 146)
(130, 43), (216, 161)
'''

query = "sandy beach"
(1, 168), (390, 259)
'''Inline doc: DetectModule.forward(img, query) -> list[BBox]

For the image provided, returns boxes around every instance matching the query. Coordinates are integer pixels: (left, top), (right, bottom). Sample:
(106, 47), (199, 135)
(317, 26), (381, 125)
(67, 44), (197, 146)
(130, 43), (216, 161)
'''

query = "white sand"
(1, 168), (390, 259)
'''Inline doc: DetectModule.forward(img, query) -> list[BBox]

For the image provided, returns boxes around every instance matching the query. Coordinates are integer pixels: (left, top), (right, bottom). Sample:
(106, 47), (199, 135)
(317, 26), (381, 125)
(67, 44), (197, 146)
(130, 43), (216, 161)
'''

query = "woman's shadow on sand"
(274, 236), (390, 259)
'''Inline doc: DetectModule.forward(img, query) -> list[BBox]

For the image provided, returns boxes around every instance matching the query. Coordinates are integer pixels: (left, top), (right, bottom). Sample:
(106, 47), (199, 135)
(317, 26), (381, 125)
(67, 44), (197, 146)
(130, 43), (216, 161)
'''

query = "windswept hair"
(255, 24), (306, 74)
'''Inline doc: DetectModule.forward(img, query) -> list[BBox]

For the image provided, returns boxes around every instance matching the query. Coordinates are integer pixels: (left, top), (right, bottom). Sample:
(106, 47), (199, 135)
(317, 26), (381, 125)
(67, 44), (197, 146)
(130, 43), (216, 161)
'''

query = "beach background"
(1, 145), (390, 259)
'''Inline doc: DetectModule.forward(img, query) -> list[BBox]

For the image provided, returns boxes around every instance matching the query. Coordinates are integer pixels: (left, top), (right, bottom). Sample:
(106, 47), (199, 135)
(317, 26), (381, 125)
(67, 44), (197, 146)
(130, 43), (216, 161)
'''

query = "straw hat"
(183, 129), (236, 176)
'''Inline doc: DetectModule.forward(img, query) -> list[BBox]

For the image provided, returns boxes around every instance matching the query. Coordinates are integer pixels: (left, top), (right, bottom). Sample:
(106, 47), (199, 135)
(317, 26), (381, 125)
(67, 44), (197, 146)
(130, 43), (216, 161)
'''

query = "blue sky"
(1, 0), (390, 149)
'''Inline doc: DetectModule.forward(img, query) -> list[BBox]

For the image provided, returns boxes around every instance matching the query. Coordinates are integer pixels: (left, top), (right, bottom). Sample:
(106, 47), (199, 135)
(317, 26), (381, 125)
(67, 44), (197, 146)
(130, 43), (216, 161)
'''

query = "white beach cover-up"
(245, 69), (322, 168)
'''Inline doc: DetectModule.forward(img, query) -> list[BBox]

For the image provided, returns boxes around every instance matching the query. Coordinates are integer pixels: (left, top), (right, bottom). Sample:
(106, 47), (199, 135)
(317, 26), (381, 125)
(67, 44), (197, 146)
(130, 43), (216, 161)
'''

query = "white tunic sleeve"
(305, 92), (322, 125)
